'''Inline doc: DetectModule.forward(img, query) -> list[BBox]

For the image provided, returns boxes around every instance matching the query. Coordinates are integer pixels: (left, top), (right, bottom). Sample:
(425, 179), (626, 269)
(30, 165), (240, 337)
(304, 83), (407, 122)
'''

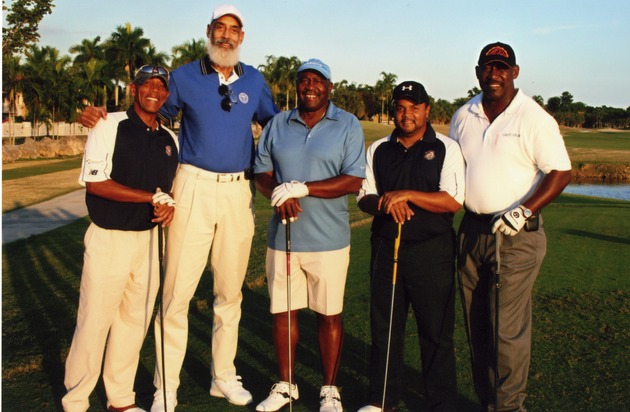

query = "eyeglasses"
(218, 84), (237, 112)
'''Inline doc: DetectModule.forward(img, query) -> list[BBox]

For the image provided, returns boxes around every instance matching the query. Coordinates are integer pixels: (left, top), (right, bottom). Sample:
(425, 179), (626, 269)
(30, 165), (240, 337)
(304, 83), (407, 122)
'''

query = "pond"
(563, 183), (629, 201)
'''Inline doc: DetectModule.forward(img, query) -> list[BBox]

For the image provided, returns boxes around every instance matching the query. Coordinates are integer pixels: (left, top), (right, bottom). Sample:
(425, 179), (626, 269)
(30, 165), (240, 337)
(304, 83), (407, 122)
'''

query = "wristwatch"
(521, 206), (533, 219)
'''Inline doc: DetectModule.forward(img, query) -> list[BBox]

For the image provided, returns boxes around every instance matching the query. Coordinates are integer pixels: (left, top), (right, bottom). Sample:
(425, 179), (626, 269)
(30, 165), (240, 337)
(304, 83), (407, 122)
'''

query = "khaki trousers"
(154, 164), (255, 392)
(63, 224), (160, 412)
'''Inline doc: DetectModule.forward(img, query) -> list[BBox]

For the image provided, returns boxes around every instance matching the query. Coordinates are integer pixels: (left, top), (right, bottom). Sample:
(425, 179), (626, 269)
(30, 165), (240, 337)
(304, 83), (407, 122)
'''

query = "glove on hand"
(152, 190), (176, 208)
(271, 180), (309, 207)
(492, 205), (527, 236)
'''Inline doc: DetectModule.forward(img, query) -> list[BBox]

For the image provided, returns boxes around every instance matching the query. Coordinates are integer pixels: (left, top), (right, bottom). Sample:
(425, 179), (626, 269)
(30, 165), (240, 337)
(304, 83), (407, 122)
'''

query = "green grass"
(562, 129), (630, 151)
(3, 194), (629, 411)
(2, 157), (83, 181)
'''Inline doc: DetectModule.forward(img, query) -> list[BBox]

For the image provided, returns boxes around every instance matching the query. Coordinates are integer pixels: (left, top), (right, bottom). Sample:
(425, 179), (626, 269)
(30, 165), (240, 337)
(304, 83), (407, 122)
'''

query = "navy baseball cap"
(298, 58), (332, 80)
(478, 42), (516, 67)
(392, 81), (430, 105)
(133, 65), (169, 87)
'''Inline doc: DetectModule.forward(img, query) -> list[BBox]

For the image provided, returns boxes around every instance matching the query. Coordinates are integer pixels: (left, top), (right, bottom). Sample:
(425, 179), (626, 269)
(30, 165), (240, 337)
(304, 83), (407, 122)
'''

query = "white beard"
(207, 38), (241, 68)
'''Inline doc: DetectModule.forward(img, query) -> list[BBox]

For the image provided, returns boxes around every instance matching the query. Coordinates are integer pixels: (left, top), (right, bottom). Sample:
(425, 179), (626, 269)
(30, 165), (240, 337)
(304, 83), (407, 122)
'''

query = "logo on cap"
(402, 85), (413, 91)
(486, 46), (510, 59)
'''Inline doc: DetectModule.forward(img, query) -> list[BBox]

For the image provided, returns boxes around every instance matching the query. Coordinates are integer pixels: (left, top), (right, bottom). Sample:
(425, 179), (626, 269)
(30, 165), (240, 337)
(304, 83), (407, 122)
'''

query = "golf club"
(157, 222), (168, 412)
(381, 222), (402, 411)
(285, 219), (293, 412)
(494, 231), (502, 410)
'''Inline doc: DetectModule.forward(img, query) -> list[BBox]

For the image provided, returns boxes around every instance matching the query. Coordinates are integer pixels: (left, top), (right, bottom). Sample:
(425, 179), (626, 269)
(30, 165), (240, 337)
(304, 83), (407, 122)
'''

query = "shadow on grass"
(562, 228), (630, 245)
(2, 218), (478, 411)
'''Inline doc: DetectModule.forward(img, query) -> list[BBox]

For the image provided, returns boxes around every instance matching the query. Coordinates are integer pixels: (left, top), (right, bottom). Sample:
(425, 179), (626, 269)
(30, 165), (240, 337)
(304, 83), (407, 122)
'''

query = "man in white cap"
(78, 4), (279, 412)
(254, 58), (366, 412)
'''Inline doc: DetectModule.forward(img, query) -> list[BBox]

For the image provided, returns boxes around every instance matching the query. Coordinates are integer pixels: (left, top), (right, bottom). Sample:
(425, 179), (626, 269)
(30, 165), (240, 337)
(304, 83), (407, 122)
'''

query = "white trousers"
(154, 164), (255, 392)
(63, 224), (160, 412)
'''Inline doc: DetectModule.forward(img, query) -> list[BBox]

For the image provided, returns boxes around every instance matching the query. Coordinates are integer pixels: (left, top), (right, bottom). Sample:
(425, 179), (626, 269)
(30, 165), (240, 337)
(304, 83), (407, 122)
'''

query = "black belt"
(464, 210), (495, 223)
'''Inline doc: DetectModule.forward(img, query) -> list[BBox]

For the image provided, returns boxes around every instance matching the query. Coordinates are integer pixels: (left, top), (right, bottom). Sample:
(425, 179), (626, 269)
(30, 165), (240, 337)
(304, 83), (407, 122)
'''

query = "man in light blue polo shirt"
(254, 58), (366, 412)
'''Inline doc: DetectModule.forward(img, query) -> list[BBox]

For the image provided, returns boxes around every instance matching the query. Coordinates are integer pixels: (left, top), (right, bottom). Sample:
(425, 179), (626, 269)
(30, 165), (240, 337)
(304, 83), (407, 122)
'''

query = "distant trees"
(2, 8), (628, 134)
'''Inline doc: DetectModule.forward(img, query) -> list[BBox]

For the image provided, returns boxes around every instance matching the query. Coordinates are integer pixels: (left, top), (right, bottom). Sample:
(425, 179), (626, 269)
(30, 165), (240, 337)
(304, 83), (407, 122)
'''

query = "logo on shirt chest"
(424, 150), (435, 160)
(239, 92), (249, 104)
(165, 145), (173, 157)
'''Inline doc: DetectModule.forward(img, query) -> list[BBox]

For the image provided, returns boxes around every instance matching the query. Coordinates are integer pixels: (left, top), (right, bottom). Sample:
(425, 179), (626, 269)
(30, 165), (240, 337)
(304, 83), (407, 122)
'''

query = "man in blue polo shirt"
(78, 5), (279, 411)
(253, 58), (365, 412)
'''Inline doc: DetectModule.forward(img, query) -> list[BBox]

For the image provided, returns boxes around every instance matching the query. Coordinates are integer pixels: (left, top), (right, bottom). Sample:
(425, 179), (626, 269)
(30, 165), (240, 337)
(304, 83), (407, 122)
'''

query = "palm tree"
(2, 53), (23, 143)
(258, 55), (302, 110)
(375, 72), (397, 124)
(171, 39), (206, 69)
(78, 57), (110, 107)
(145, 44), (170, 68)
(104, 23), (151, 108)
(69, 36), (104, 64)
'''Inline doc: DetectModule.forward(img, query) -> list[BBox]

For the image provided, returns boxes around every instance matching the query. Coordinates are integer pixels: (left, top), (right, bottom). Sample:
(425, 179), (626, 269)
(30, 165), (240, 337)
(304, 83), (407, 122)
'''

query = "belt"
(180, 164), (252, 182)
(464, 209), (496, 223)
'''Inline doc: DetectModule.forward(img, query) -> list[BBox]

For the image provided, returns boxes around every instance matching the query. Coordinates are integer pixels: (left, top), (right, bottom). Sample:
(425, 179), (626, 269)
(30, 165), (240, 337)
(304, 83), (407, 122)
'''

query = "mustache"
(214, 38), (236, 49)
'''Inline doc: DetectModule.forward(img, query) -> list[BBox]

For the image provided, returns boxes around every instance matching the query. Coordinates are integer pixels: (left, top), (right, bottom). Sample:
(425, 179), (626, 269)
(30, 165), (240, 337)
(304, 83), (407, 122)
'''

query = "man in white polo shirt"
(449, 42), (571, 411)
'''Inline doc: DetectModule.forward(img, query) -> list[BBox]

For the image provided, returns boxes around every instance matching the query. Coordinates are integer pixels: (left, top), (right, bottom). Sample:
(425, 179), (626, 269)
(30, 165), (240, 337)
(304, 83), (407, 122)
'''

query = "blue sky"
(5, 0), (630, 108)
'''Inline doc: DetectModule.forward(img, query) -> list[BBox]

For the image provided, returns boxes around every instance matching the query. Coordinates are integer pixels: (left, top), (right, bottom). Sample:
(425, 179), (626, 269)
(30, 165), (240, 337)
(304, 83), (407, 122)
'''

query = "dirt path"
(3, 168), (82, 213)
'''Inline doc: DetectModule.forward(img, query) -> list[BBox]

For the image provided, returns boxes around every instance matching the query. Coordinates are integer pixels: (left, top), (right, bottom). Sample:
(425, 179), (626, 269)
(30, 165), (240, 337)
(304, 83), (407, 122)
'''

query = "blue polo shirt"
(160, 56), (279, 173)
(254, 102), (366, 252)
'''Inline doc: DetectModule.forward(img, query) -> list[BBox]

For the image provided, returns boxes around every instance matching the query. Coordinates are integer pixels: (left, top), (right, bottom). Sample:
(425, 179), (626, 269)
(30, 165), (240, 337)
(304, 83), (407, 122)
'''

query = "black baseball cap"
(392, 81), (430, 105)
(478, 42), (516, 67)
(133, 65), (170, 87)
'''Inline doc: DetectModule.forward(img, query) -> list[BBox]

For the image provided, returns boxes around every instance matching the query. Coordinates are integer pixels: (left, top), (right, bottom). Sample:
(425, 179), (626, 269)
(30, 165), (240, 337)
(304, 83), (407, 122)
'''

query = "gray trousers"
(457, 212), (547, 411)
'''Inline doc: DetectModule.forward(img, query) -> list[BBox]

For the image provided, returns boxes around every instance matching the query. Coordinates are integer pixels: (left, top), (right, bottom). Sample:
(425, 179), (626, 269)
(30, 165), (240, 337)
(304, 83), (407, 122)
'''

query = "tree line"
(3, 0), (629, 134)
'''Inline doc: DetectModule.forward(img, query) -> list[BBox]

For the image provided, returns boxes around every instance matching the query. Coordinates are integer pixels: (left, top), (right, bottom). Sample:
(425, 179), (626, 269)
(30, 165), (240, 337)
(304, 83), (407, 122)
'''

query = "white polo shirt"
(449, 90), (571, 214)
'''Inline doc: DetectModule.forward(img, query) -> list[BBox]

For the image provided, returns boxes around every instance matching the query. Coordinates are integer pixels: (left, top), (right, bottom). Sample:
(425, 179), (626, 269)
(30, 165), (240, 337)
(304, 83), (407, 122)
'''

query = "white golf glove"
(152, 190), (176, 208)
(492, 206), (527, 236)
(271, 180), (309, 207)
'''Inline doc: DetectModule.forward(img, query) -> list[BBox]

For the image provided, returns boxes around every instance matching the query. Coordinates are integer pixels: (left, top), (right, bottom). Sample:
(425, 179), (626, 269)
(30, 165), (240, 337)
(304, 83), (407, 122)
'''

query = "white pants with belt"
(153, 164), (255, 392)
(63, 224), (160, 412)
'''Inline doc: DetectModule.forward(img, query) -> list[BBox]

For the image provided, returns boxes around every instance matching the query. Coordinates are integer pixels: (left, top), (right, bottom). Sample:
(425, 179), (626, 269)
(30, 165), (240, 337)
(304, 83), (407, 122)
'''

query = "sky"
(4, 0), (630, 108)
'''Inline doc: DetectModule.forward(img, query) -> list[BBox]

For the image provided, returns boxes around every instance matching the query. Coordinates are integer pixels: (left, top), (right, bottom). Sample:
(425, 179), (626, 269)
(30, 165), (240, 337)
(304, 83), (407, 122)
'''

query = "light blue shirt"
(255, 102), (366, 252)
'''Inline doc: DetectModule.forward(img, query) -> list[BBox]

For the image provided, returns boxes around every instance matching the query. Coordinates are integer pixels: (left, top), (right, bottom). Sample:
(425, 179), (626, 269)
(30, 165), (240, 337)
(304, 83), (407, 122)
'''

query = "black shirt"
(86, 108), (179, 231)
(370, 124), (454, 241)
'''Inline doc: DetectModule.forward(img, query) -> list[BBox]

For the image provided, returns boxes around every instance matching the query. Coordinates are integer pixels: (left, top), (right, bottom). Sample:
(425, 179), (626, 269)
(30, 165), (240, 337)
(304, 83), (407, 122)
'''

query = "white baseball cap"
(211, 4), (244, 27)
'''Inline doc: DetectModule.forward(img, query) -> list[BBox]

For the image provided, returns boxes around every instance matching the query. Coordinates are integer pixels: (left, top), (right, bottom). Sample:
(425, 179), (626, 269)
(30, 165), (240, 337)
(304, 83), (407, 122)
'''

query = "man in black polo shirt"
(357, 81), (465, 412)
(62, 66), (179, 412)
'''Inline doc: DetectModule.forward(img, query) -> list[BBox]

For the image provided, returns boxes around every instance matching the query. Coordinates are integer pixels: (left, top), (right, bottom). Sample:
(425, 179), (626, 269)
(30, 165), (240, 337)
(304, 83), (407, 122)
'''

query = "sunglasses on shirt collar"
(218, 84), (238, 112)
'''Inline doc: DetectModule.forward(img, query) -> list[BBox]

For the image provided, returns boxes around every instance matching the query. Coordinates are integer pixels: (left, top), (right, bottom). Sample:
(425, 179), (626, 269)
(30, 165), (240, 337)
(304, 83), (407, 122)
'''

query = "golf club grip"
(392, 223), (402, 284)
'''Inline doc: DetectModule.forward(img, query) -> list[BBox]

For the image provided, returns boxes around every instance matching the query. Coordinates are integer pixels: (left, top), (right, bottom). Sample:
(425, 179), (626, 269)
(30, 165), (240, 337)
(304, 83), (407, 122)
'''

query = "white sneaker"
(256, 381), (299, 411)
(210, 375), (253, 406)
(150, 389), (177, 412)
(107, 404), (146, 412)
(319, 385), (342, 412)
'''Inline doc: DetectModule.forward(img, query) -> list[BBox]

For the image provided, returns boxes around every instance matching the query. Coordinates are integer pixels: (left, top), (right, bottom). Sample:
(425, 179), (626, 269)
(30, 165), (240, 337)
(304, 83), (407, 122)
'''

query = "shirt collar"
(200, 55), (243, 77)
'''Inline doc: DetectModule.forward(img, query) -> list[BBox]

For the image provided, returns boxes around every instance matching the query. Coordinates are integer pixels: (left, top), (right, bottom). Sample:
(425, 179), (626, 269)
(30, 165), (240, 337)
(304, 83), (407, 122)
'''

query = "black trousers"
(368, 230), (458, 410)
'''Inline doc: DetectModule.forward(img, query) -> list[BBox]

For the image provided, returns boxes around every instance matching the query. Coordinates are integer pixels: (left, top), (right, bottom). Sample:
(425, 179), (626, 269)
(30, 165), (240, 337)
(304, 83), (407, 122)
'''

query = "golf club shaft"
(286, 220), (293, 412)
(381, 222), (402, 410)
(494, 231), (502, 410)
(158, 224), (167, 412)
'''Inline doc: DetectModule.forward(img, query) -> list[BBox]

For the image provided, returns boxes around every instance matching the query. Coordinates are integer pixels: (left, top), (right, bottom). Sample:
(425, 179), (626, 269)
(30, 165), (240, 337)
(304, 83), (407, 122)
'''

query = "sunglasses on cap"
(133, 65), (170, 86)
(218, 84), (238, 112)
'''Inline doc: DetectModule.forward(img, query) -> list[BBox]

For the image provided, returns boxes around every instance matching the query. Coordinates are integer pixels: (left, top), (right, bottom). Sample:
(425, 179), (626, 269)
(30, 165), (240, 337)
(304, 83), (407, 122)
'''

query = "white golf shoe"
(319, 385), (342, 412)
(150, 389), (177, 412)
(256, 381), (299, 411)
(209, 375), (253, 405)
